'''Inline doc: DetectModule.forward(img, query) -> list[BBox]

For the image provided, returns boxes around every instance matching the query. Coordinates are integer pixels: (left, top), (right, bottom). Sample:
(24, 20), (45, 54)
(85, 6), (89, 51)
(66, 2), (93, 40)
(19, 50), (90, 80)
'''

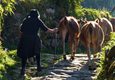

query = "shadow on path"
(31, 54), (98, 80)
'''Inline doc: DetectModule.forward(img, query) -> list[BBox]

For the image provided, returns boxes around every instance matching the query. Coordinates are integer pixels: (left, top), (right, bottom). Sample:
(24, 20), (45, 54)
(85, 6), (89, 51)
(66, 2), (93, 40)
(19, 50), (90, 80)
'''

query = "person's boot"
(20, 58), (27, 76)
(20, 68), (26, 80)
(20, 68), (25, 76)
(37, 65), (42, 72)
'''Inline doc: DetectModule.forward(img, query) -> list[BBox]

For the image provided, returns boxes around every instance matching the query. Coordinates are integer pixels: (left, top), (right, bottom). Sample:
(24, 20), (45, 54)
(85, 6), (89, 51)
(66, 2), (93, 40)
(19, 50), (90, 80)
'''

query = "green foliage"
(8, 50), (16, 56)
(82, 0), (115, 17)
(82, 0), (115, 10)
(0, 47), (16, 67)
(0, 0), (16, 31)
(74, 8), (111, 20)
(16, 0), (83, 19)
(18, 0), (40, 12)
(1, 0), (15, 15)
(0, 63), (5, 71)
(97, 32), (115, 80)
(0, 46), (16, 79)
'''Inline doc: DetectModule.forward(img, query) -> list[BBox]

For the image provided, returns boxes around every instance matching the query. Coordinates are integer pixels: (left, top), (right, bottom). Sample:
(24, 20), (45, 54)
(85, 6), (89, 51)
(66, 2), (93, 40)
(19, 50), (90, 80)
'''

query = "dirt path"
(31, 54), (98, 80)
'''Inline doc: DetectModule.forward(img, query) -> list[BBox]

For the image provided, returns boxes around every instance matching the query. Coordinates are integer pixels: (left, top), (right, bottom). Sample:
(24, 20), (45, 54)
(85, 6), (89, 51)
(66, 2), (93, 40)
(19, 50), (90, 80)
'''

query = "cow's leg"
(86, 43), (92, 67)
(92, 41), (99, 59)
(71, 42), (75, 60)
(91, 43), (97, 70)
(61, 30), (67, 60)
(69, 37), (78, 61)
(72, 37), (79, 60)
(68, 36), (74, 60)
(68, 34), (79, 61)
(20, 58), (27, 76)
(93, 44), (97, 58)
(62, 38), (66, 60)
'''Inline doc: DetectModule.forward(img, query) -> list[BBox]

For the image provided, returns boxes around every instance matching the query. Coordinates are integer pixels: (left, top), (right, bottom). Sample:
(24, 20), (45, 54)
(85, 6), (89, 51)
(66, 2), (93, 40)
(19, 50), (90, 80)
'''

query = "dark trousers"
(20, 35), (42, 75)
(21, 58), (27, 75)
(21, 52), (41, 75)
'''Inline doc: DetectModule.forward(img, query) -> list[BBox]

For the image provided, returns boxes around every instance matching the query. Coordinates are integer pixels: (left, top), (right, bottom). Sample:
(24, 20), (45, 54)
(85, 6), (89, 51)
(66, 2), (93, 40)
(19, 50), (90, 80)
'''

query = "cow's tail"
(88, 23), (94, 44)
(89, 25), (93, 35)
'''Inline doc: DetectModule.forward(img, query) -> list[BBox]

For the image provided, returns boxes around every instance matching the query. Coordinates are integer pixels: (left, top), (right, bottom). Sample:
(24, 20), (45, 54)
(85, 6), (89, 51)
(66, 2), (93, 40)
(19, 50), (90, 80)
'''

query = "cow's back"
(110, 17), (115, 32)
(95, 18), (113, 41)
(67, 16), (80, 34)
(80, 21), (104, 48)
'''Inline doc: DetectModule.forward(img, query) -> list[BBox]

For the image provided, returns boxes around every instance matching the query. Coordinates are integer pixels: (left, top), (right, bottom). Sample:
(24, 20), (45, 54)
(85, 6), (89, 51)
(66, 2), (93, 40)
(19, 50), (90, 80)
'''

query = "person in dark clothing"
(17, 9), (58, 76)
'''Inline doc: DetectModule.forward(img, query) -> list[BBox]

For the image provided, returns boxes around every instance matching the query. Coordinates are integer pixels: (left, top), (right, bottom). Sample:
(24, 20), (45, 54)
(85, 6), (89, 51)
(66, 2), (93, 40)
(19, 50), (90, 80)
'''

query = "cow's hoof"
(69, 56), (74, 61)
(94, 55), (97, 58)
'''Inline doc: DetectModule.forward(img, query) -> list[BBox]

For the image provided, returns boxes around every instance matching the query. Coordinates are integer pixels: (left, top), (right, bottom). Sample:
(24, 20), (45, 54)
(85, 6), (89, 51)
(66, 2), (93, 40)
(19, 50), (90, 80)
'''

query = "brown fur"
(110, 17), (115, 32)
(95, 18), (113, 41)
(80, 21), (104, 66)
(58, 16), (80, 60)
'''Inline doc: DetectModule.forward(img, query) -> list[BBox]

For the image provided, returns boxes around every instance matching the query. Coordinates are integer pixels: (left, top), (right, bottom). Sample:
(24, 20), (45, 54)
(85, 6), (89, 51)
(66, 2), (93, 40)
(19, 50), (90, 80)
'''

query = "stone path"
(31, 54), (98, 80)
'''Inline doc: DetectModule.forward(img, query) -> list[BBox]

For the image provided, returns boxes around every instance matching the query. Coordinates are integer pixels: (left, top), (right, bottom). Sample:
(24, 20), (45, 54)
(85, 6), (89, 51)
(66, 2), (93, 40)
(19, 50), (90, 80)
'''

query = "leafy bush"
(0, 0), (16, 31)
(97, 32), (115, 80)
(74, 8), (111, 20)
(0, 46), (16, 79)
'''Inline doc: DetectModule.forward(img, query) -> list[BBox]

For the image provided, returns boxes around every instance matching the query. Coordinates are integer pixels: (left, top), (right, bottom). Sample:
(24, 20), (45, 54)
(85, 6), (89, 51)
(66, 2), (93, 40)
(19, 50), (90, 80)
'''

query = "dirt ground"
(30, 54), (99, 80)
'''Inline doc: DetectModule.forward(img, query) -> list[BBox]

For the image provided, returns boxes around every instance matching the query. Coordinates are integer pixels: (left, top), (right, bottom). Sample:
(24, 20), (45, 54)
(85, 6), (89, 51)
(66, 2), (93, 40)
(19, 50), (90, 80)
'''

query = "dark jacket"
(17, 15), (48, 58)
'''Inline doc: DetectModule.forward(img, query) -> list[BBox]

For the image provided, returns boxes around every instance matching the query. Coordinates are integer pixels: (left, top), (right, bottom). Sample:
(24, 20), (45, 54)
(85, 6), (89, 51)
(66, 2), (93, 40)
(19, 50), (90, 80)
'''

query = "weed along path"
(31, 54), (98, 80)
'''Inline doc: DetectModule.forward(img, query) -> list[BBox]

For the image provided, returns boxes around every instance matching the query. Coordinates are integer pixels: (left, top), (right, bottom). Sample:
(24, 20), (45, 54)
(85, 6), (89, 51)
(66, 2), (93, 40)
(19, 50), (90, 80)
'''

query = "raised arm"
(39, 19), (58, 33)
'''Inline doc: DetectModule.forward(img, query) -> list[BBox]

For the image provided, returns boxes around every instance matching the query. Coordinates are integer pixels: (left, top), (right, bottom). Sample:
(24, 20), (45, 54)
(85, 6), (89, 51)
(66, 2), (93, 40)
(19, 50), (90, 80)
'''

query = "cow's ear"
(84, 18), (87, 23)
(98, 18), (101, 21)
(64, 16), (68, 24)
(95, 18), (99, 23)
(97, 17), (101, 22)
(64, 16), (67, 21)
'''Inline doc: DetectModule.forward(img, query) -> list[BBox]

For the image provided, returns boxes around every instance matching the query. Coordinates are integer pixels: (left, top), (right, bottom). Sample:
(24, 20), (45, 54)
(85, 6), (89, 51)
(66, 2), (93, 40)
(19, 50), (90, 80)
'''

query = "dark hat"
(29, 9), (40, 18)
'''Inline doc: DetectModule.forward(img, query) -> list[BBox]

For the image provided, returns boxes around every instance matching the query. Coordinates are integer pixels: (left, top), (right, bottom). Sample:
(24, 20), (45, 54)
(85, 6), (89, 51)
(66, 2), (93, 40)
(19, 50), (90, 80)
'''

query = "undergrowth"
(97, 32), (115, 80)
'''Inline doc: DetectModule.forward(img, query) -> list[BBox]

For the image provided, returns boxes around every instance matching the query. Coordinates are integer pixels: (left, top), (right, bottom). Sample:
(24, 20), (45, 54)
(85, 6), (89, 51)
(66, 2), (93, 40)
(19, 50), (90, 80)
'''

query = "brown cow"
(58, 16), (80, 60)
(110, 17), (115, 32)
(95, 18), (113, 41)
(80, 21), (104, 68)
